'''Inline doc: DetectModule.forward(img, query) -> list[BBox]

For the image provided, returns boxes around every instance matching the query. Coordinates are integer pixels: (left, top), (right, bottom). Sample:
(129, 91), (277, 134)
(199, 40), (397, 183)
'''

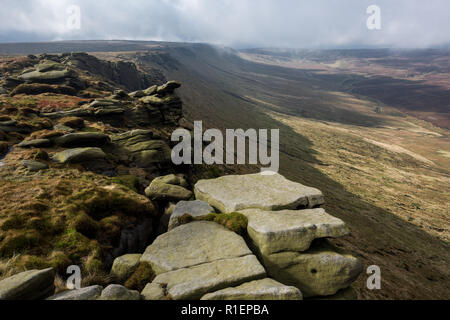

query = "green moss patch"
(0, 170), (156, 279)
(111, 175), (139, 193)
(124, 262), (155, 292)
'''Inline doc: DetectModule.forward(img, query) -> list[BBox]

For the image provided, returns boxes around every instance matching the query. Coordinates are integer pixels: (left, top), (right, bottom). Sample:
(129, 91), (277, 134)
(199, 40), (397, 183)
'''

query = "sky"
(0, 0), (449, 49)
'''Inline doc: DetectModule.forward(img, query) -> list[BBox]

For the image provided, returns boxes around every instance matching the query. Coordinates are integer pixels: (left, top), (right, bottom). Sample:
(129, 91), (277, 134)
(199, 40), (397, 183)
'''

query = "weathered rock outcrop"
(112, 130), (172, 169)
(0, 52), (189, 301)
(193, 173), (362, 299)
(62, 52), (156, 91)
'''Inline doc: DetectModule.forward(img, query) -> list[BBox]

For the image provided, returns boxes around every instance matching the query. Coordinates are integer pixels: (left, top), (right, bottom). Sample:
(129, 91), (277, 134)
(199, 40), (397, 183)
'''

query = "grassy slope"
(109, 45), (450, 299)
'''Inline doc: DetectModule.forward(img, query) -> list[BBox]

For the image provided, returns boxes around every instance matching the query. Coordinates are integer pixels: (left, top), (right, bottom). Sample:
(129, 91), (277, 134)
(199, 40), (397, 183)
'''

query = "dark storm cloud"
(0, 0), (449, 48)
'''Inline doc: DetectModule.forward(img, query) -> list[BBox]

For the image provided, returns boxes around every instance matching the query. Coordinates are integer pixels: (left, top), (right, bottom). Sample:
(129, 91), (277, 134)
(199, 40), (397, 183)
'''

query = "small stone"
(141, 283), (166, 300)
(100, 284), (141, 300)
(152, 174), (184, 186)
(110, 254), (142, 282)
(168, 200), (214, 230)
(46, 285), (103, 300)
(145, 182), (192, 202)
(52, 147), (106, 164)
(17, 139), (51, 148)
(21, 160), (49, 172)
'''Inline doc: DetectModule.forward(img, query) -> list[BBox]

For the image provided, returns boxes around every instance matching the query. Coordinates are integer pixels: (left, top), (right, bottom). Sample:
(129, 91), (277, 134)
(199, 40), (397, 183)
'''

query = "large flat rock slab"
(0, 268), (55, 300)
(239, 208), (349, 254)
(201, 278), (302, 300)
(141, 221), (253, 275)
(194, 173), (324, 213)
(262, 241), (362, 298)
(152, 255), (266, 300)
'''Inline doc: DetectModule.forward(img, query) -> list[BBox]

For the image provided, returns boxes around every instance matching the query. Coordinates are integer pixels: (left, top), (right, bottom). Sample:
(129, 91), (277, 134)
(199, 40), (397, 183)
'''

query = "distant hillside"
(240, 47), (450, 129)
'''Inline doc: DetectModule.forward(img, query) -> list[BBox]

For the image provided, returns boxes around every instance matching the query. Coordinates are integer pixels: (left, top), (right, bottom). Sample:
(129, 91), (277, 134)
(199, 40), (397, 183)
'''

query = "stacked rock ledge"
(193, 173), (362, 299)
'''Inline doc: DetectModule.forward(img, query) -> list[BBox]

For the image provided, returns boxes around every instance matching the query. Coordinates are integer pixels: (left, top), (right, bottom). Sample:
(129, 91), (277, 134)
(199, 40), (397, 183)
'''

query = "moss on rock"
(124, 262), (155, 292)
(0, 170), (157, 280)
(111, 175), (139, 193)
(177, 212), (248, 235)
